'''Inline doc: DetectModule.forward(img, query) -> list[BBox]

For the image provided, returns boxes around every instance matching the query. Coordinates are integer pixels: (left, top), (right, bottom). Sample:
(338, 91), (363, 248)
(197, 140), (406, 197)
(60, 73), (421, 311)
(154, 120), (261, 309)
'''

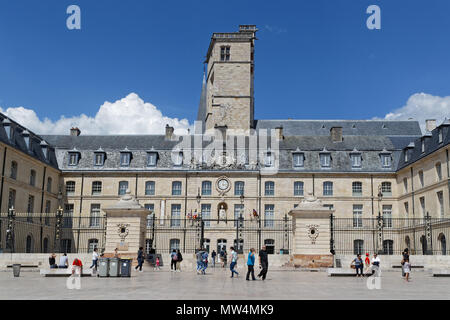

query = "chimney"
(425, 119), (436, 132)
(70, 127), (81, 136)
(275, 126), (284, 140)
(330, 127), (343, 142)
(165, 124), (174, 140)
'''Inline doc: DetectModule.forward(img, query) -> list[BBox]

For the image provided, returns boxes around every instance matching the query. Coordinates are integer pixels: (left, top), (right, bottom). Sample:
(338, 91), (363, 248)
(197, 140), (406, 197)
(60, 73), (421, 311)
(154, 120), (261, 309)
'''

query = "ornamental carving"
(307, 224), (320, 244)
(117, 223), (130, 241)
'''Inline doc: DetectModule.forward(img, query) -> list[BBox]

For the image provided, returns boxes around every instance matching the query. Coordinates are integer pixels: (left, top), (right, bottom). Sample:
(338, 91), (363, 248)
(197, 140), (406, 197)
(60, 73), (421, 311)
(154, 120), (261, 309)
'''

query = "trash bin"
(120, 259), (132, 277)
(109, 258), (120, 277)
(12, 264), (21, 277)
(98, 258), (110, 277)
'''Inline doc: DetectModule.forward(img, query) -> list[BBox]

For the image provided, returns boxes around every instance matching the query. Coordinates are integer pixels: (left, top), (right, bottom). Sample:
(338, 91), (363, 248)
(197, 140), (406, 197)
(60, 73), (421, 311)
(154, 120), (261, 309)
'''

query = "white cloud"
(0, 93), (192, 135)
(381, 93), (450, 132)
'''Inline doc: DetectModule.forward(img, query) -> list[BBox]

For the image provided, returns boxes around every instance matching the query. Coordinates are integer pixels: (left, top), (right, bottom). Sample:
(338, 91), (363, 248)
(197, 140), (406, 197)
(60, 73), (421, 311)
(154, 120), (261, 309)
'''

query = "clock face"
(218, 179), (229, 190)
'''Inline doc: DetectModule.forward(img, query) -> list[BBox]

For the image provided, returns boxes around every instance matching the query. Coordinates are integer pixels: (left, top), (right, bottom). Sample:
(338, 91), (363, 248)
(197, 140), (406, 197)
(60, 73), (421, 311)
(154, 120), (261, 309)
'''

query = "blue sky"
(0, 0), (449, 134)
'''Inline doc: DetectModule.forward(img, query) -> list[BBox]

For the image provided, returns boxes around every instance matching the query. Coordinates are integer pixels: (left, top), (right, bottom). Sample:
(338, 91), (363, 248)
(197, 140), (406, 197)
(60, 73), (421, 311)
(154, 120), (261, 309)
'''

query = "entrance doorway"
(217, 239), (227, 253)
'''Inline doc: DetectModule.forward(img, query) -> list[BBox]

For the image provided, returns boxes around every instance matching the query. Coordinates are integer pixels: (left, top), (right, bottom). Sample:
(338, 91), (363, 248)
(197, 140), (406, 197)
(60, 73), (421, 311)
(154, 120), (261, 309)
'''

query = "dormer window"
(438, 128), (443, 143)
(380, 153), (391, 168)
(68, 152), (80, 166)
(22, 130), (30, 149)
(293, 152), (304, 167)
(94, 152), (105, 166)
(264, 151), (274, 167)
(320, 151), (331, 168)
(220, 46), (230, 61)
(147, 152), (158, 167)
(120, 152), (131, 166)
(350, 153), (362, 168)
(421, 139), (425, 153)
(173, 151), (183, 166)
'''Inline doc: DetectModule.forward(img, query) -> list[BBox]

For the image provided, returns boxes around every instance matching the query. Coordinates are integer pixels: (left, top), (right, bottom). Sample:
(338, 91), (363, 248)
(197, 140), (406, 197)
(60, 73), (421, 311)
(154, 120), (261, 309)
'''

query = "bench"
(391, 265), (424, 269)
(40, 268), (93, 277)
(327, 268), (374, 277)
(7, 264), (39, 268)
(432, 269), (450, 277)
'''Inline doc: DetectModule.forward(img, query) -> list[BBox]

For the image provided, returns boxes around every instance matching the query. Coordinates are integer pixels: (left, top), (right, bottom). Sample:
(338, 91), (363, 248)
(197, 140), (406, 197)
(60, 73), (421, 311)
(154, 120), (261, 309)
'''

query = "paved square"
(0, 267), (449, 300)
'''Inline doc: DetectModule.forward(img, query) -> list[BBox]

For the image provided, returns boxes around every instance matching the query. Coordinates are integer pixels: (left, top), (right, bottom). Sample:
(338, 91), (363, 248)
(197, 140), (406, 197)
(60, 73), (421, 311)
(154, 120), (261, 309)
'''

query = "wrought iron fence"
(331, 215), (450, 255)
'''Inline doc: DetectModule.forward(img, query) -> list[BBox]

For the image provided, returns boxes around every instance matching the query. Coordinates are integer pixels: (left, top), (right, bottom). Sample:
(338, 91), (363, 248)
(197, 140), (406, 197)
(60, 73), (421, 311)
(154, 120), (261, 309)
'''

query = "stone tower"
(201, 25), (257, 134)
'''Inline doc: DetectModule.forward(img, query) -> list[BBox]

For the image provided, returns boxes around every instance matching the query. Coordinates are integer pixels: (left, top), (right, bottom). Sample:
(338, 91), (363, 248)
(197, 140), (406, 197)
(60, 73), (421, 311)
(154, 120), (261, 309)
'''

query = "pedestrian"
(246, 248), (256, 281)
(371, 253), (381, 277)
(58, 253), (69, 268)
(201, 249), (208, 274)
(223, 250), (228, 268)
(114, 248), (119, 258)
(219, 249), (225, 268)
(401, 248), (409, 278)
(135, 247), (144, 272)
(170, 249), (178, 272)
(229, 247), (239, 278)
(89, 248), (99, 271)
(154, 256), (161, 270)
(196, 248), (204, 274)
(72, 257), (83, 275)
(403, 258), (411, 282)
(352, 254), (364, 277)
(211, 250), (217, 267)
(176, 249), (183, 272)
(364, 253), (371, 275)
(49, 253), (58, 269)
(257, 245), (268, 280)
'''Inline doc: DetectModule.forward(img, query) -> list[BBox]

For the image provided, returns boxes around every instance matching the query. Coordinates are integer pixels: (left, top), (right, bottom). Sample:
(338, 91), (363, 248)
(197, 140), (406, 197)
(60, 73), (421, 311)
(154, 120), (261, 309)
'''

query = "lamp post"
(196, 188), (204, 250)
(55, 206), (63, 253)
(237, 194), (244, 253)
(376, 185), (384, 254)
(6, 206), (15, 253)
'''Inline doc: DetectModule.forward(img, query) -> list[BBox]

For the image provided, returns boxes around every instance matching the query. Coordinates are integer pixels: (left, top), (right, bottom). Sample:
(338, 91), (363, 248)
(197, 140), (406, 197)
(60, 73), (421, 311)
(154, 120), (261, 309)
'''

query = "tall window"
(437, 191), (444, 218)
(29, 170), (36, 186)
(63, 204), (74, 228)
(10, 161), (18, 179)
(68, 152), (79, 166)
(438, 128), (443, 143)
(27, 195), (34, 222)
(421, 139), (425, 153)
(351, 154), (362, 168)
(94, 152), (105, 166)
(323, 181), (333, 196)
(88, 239), (99, 253)
(170, 204), (181, 227)
(90, 204), (101, 227)
(147, 152), (157, 166)
(61, 239), (72, 253)
(320, 153), (331, 168)
(47, 177), (52, 193)
(294, 181), (304, 196)
(354, 240), (364, 255)
(169, 239), (180, 251)
(145, 204), (155, 227)
(8, 189), (16, 209)
(381, 154), (391, 167)
(145, 181), (155, 195)
(264, 152), (274, 167)
(172, 151), (183, 166)
(201, 204), (211, 227)
(234, 181), (244, 196)
(352, 182), (362, 196)
(418, 170), (424, 187)
(220, 46), (230, 61)
(404, 202), (409, 219)
(234, 204), (244, 227)
(66, 181), (75, 196)
(293, 153), (304, 167)
(436, 162), (442, 181)
(353, 205), (363, 228)
(201, 181), (212, 196)
(120, 152), (131, 166)
(381, 182), (391, 196)
(118, 181), (128, 195)
(383, 240), (394, 255)
(265, 181), (275, 196)
(382, 205), (392, 228)
(420, 197), (426, 217)
(264, 204), (274, 228)
(45, 200), (51, 226)
(403, 178), (408, 193)
(172, 181), (182, 195)
(92, 181), (102, 195)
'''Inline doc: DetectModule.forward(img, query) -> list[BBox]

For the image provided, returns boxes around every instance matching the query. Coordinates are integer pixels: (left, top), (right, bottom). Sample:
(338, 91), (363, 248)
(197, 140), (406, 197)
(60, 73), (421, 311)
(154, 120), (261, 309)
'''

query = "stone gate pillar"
(288, 193), (334, 268)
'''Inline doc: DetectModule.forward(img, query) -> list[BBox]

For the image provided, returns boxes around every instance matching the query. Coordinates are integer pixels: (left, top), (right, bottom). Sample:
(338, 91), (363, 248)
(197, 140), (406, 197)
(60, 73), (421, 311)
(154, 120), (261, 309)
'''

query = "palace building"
(0, 25), (448, 257)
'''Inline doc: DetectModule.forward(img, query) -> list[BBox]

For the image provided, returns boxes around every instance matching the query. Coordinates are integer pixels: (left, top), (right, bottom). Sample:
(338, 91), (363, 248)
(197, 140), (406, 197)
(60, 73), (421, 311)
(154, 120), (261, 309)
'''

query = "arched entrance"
(420, 235), (427, 255)
(438, 233), (446, 255)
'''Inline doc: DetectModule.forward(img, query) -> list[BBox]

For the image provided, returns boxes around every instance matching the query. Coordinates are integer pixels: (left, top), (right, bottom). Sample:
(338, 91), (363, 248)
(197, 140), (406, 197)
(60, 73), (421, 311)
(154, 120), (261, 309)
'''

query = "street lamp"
(55, 206), (64, 253)
(7, 206), (15, 253)
(376, 184), (384, 254)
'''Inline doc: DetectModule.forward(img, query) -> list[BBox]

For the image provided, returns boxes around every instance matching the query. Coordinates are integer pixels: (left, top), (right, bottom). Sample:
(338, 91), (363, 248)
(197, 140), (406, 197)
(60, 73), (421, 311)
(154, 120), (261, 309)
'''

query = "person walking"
(371, 253), (381, 277)
(219, 249), (225, 268)
(211, 250), (217, 268)
(170, 249), (178, 272)
(176, 249), (183, 272)
(89, 248), (99, 271)
(196, 248), (204, 274)
(364, 253), (371, 275)
(229, 247), (239, 278)
(352, 254), (364, 277)
(201, 250), (208, 274)
(246, 248), (256, 281)
(257, 245), (268, 280)
(223, 250), (228, 268)
(154, 256), (161, 271)
(135, 247), (144, 272)
(403, 258), (411, 282)
(401, 248), (409, 278)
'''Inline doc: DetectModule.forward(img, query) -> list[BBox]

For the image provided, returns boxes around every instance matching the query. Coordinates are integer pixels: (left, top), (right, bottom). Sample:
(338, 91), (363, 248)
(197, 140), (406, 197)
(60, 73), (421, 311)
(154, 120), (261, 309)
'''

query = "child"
(154, 257), (161, 270)
(403, 258), (411, 282)
(364, 253), (371, 275)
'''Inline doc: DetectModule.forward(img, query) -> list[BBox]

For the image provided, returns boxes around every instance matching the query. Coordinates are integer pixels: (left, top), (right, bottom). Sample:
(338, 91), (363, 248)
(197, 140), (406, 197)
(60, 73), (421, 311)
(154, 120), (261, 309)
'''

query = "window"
(145, 204), (155, 227)
(120, 152), (131, 166)
(90, 204), (101, 227)
(320, 153), (331, 168)
(88, 239), (98, 253)
(354, 240), (364, 255)
(403, 178), (408, 193)
(147, 152), (157, 166)
(323, 181), (333, 196)
(436, 163), (442, 181)
(382, 205), (392, 228)
(170, 204), (181, 227)
(381, 182), (391, 196)
(404, 150), (409, 162)
(201, 204), (211, 227)
(264, 151), (274, 167)
(234, 181), (244, 196)
(438, 128), (443, 143)
(201, 181), (212, 196)
(145, 181), (155, 195)
(26, 235), (33, 253)
(47, 177), (52, 193)
(118, 181), (128, 195)
(421, 139), (425, 153)
(351, 154), (362, 168)
(437, 191), (444, 218)
(27, 195), (34, 222)
(172, 151), (183, 166)
(94, 153), (105, 166)
(220, 46), (230, 61)
(68, 152), (79, 166)
(294, 181), (304, 196)
(234, 204), (244, 227)
(10, 161), (18, 179)
(418, 170), (424, 187)
(29, 170), (36, 186)
(420, 197), (426, 217)
(92, 181), (102, 195)
(63, 204), (74, 228)
(264, 204), (274, 228)
(264, 181), (275, 196)
(352, 182), (362, 196)
(353, 205), (363, 228)
(45, 201), (51, 226)
(380, 154), (391, 167)
(61, 239), (72, 253)
(43, 238), (49, 253)
(172, 181), (182, 195)
(170, 239), (180, 251)
(8, 189), (16, 209)
(293, 153), (304, 167)
(66, 181), (75, 195)
(264, 239), (275, 254)
(145, 239), (153, 254)
(383, 240), (394, 255)
(404, 202), (409, 219)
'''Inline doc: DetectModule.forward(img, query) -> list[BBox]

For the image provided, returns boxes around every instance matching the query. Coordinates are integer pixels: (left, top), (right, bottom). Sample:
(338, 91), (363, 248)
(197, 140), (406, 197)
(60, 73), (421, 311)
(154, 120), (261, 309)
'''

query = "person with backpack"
(229, 247), (239, 278)
(176, 249), (183, 272)
(170, 249), (178, 272)
(219, 249), (225, 268)
(196, 247), (204, 274)
(201, 250), (208, 274)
